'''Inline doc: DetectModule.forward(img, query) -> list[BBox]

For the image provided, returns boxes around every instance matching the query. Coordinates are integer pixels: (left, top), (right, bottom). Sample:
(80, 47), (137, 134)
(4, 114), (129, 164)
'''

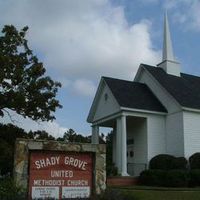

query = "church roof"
(142, 64), (200, 110)
(103, 76), (167, 113)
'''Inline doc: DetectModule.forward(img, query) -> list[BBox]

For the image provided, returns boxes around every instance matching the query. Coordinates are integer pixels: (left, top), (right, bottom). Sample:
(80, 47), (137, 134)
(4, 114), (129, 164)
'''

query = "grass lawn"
(123, 190), (200, 200)
(112, 186), (200, 200)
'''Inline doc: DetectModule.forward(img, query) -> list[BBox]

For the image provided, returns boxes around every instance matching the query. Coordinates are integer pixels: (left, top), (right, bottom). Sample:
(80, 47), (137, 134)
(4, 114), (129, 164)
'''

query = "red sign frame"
(28, 151), (93, 199)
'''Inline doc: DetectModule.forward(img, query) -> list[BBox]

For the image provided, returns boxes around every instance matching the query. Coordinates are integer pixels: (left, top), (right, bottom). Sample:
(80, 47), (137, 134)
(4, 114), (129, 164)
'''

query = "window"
(127, 139), (134, 145)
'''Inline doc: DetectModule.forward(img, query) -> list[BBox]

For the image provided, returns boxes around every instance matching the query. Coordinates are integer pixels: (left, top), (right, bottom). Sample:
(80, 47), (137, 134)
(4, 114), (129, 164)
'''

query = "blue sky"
(1, 0), (200, 137)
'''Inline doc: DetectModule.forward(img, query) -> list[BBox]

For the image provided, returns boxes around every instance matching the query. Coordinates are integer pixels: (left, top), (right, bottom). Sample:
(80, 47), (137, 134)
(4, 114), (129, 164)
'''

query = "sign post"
(29, 151), (93, 199)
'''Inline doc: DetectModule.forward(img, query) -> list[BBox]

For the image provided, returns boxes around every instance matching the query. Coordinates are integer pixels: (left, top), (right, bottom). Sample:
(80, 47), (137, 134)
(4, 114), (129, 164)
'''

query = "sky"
(1, 0), (200, 138)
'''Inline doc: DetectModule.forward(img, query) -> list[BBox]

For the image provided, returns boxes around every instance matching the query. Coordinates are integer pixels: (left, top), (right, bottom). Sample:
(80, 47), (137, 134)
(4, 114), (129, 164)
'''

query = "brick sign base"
(14, 139), (106, 199)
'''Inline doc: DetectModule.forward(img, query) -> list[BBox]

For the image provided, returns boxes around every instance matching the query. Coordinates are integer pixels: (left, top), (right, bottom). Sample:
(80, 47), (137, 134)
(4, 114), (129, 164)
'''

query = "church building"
(87, 14), (200, 176)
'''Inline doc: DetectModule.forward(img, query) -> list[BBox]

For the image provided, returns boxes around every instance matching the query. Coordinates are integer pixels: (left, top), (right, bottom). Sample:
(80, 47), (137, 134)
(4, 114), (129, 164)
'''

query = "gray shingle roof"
(103, 76), (167, 113)
(142, 64), (200, 110)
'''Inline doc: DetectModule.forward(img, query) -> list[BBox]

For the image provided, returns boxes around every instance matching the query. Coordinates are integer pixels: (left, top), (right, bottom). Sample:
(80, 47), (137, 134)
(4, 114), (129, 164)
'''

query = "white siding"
(138, 70), (181, 114)
(183, 111), (200, 159)
(137, 69), (185, 158)
(166, 112), (184, 157)
(147, 114), (166, 162)
(93, 84), (120, 121)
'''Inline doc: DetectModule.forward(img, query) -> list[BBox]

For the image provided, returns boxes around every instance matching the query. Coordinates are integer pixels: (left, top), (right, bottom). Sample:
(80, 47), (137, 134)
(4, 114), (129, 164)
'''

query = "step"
(107, 176), (138, 186)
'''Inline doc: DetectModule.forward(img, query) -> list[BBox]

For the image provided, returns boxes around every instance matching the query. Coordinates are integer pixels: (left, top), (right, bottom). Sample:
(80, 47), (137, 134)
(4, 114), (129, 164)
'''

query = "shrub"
(0, 177), (26, 200)
(149, 154), (187, 170)
(173, 157), (188, 169)
(165, 170), (189, 187)
(139, 170), (166, 186)
(149, 154), (176, 170)
(189, 169), (200, 186)
(106, 163), (118, 176)
(139, 169), (189, 187)
(189, 153), (200, 169)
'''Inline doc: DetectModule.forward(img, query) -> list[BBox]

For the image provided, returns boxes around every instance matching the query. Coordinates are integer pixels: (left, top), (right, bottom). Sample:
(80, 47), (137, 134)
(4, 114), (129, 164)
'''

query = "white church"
(87, 14), (200, 176)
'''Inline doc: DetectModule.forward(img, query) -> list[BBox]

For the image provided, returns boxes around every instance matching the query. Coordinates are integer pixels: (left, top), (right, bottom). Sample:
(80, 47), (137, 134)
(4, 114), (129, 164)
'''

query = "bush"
(0, 177), (26, 200)
(189, 169), (200, 186)
(189, 153), (200, 169)
(165, 170), (189, 187)
(140, 153), (200, 187)
(106, 163), (118, 176)
(139, 169), (189, 187)
(173, 157), (188, 169)
(149, 154), (187, 170)
(149, 154), (176, 170)
(139, 170), (166, 186)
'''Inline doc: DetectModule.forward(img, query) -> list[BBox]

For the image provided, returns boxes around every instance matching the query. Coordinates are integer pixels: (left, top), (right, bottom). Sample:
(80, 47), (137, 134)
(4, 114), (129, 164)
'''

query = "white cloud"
(163, 0), (180, 9)
(0, 0), (160, 91)
(73, 79), (96, 97)
(188, 1), (200, 31)
(59, 78), (71, 88)
(0, 0), (162, 134)
(0, 0), (165, 135)
(1, 110), (68, 138)
(162, 0), (200, 32)
(36, 121), (68, 139)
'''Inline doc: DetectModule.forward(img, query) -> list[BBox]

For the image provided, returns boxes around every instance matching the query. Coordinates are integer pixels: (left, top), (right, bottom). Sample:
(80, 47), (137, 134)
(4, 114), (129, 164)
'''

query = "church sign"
(29, 151), (93, 199)
(14, 139), (106, 199)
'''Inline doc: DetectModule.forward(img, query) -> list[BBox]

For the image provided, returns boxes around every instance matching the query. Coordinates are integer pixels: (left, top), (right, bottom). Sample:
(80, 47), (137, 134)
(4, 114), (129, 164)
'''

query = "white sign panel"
(32, 186), (59, 199)
(62, 187), (90, 198)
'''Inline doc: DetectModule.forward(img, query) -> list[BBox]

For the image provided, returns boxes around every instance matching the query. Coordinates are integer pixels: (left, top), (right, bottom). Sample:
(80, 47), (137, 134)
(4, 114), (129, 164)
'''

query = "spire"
(157, 12), (181, 77)
(163, 12), (175, 61)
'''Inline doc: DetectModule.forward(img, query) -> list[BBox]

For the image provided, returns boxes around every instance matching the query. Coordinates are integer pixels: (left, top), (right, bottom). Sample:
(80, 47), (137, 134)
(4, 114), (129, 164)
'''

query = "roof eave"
(87, 77), (105, 123)
(134, 64), (145, 82)
(182, 106), (200, 113)
(120, 106), (167, 115)
(141, 65), (182, 110)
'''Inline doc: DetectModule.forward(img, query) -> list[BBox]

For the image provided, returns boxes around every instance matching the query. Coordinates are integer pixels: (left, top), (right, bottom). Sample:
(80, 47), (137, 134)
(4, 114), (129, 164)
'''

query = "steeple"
(163, 12), (174, 61)
(157, 12), (181, 76)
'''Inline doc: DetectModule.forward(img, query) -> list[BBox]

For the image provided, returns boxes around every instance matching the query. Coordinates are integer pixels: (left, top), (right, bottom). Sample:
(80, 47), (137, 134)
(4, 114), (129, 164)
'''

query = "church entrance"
(126, 116), (147, 176)
(91, 114), (148, 176)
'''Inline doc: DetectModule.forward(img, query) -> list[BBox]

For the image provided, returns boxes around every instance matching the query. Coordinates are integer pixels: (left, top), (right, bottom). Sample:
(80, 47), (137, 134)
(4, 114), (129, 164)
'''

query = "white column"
(116, 117), (122, 173)
(121, 115), (129, 176)
(91, 125), (99, 144)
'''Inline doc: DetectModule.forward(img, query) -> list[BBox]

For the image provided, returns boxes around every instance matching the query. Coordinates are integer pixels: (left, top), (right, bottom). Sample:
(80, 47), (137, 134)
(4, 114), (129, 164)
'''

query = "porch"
(91, 113), (148, 176)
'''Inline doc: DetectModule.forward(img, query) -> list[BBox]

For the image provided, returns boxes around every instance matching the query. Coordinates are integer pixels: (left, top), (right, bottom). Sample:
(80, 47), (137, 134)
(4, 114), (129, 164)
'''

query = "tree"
(0, 123), (29, 176)
(106, 131), (118, 176)
(0, 138), (13, 175)
(61, 128), (91, 143)
(0, 25), (62, 121)
(31, 130), (55, 140)
(0, 123), (57, 176)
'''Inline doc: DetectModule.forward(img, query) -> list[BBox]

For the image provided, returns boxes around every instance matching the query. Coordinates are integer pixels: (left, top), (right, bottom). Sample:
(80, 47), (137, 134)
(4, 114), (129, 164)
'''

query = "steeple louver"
(157, 12), (181, 77)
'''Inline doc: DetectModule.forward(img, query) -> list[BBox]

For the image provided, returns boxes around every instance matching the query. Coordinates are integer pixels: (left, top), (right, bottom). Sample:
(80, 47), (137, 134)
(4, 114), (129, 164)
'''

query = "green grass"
(110, 186), (200, 200)
(123, 190), (200, 200)
(113, 185), (200, 191)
